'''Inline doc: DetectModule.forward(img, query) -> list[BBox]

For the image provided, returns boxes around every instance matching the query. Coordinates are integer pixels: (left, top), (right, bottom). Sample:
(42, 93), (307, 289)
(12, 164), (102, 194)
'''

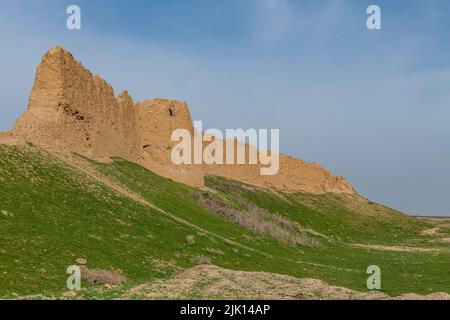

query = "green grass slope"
(1, 144), (449, 298)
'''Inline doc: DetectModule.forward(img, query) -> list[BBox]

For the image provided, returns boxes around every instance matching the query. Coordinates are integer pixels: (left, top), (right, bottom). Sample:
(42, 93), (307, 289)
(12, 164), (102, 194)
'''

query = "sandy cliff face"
(10, 46), (355, 194)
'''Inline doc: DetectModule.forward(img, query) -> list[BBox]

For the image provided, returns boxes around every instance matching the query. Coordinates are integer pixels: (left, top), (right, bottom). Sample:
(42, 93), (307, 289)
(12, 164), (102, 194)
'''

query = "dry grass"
(121, 265), (450, 300)
(205, 247), (225, 256)
(352, 244), (439, 252)
(192, 192), (318, 247)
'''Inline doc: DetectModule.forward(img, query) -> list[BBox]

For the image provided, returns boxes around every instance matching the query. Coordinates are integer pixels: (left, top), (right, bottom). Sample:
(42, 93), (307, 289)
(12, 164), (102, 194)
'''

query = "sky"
(0, 0), (449, 216)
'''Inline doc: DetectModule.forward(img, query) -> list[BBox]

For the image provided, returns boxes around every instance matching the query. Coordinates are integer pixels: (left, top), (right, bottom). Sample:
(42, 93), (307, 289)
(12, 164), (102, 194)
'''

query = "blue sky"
(0, 0), (450, 215)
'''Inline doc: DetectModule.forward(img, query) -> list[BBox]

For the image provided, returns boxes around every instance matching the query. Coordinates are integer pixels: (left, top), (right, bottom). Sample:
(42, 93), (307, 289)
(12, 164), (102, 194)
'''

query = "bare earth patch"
(122, 265), (387, 300)
(121, 265), (450, 300)
(394, 292), (450, 300)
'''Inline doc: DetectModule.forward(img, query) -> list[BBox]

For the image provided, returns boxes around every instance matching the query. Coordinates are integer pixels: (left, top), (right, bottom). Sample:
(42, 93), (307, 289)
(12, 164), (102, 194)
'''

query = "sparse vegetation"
(191, 256), (211, 265)
(192, 191), (318, 247)
(205, 247), (225, 256)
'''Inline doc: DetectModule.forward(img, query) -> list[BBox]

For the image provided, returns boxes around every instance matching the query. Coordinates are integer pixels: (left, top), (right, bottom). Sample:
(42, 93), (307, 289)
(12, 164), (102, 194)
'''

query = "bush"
(186, 235), (196, 245)
(205, 247), (225, 256)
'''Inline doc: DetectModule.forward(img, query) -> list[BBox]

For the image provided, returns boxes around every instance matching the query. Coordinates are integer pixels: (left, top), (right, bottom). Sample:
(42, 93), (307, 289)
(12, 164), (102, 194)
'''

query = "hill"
(1, 143), (450, 299)
(1, 47), (449, 299)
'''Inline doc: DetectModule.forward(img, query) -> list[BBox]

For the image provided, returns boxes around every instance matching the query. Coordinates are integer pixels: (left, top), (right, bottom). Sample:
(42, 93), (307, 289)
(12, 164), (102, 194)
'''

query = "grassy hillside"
(1, 144), (449, 299)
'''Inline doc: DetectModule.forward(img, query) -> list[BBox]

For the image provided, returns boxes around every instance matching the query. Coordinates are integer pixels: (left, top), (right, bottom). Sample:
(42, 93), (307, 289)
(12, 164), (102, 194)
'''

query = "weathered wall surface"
(12, 46), (139, 162)
(203, 153), (355, 194)
(10, 46), (355, 194)
(136, 99), (204, 187)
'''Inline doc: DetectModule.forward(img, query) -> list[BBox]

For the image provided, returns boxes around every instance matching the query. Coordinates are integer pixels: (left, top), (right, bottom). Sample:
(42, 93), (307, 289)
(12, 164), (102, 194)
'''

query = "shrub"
(205, 247), (225, 256)
(186, 235), (196, 245)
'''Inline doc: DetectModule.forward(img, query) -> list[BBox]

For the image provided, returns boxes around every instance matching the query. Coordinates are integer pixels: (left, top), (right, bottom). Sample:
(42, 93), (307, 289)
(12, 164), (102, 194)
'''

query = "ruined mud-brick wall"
(11, 46), (355, 194)
(12, 46), (139, 161)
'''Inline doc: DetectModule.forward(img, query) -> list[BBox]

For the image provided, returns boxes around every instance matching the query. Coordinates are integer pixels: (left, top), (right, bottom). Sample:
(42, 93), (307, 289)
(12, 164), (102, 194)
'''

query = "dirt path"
(353, 244), (438, 252)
